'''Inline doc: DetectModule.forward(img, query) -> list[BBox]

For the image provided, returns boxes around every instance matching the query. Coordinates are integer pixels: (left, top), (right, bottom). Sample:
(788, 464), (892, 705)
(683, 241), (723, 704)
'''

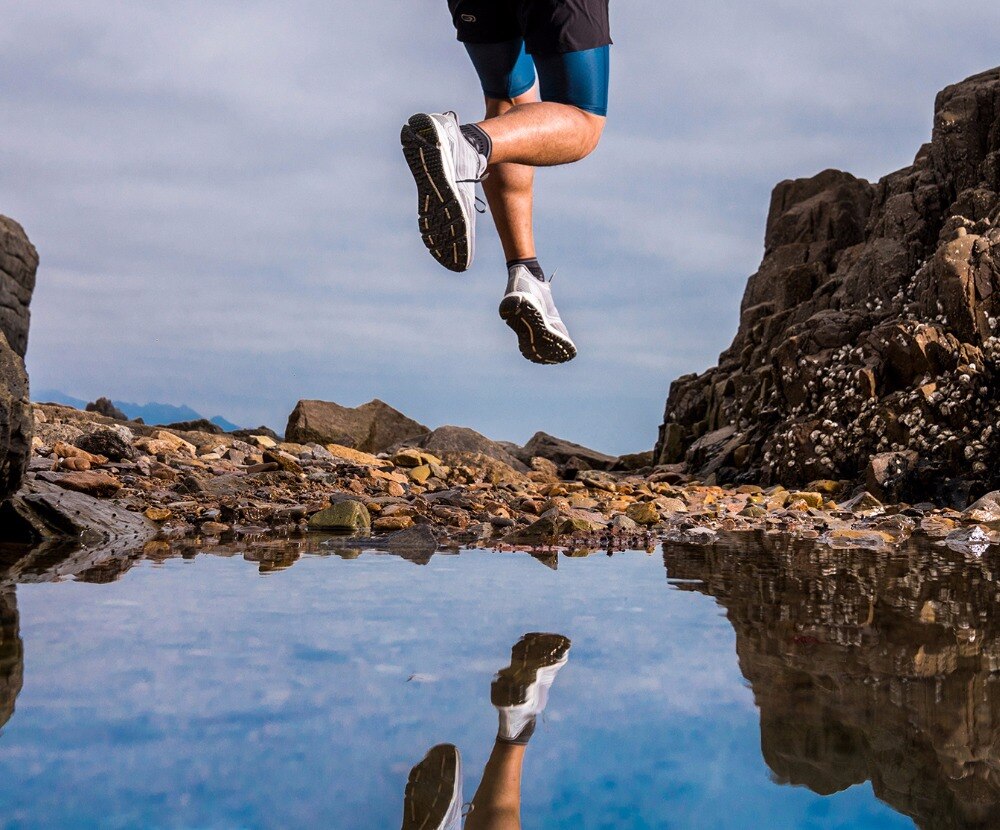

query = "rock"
(382, 524), (438, 556)
(392, 447), (442, 468)
(285, 399), (427, 453)
(85, 397), (127, 421)
(200, 521), (230, 535)
(307, 500), (371, 532)
(144, 507), (171, 522)
(838, 491), (884, 516)
(865, 451), (918, 502)
(324, 443), (388, 467)
(0, 216), (37, 359)
(398, 426), (527, 471)
(626, 502), (660, 525)
(407, 464), (432, 484)
(964, 491), (1000, 522)
(653, 68), (1000, 500)
(53, 441), (105, 465)
(1, 479), (155, 544)
(611, 450), (656, 472)
(0, 335), (31, 506)
(374, 515), (414, 531)
(230, 426), (280, 442)
(74, 428), (136, 462)
(164, 418), (223, 434)
(37, 470), (122, 497)
(135, 430), (196, 458)
(440, 451), (525, 485)
(787, 491), (825, 509)
(940, 525), (1000, 557)
(609, 514), (640, 532)
(516, 431), (616, 472)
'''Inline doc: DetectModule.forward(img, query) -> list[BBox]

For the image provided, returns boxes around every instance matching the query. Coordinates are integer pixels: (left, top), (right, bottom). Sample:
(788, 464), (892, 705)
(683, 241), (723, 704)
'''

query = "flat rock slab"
(2, 479), (156, 546)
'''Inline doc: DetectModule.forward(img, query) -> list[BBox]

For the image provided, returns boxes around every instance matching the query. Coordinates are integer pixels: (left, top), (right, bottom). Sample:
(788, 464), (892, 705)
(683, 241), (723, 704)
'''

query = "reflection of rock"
(665, 533), (1000, 829)
(0, 587), (22, 730)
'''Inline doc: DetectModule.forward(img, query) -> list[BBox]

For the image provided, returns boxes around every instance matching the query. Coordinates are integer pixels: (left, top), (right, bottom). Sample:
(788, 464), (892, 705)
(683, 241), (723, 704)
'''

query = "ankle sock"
(507, 257), (545, 282)
(460, 123), (492, 162)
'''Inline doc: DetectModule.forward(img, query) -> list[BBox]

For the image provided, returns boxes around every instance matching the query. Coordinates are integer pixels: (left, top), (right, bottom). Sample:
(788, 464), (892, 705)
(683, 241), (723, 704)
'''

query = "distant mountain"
(31, 389), (244, 431)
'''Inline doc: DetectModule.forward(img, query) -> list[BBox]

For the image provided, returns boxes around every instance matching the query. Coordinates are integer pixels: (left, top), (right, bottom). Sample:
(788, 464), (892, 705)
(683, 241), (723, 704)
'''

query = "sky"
(2, 1), (1000, 454)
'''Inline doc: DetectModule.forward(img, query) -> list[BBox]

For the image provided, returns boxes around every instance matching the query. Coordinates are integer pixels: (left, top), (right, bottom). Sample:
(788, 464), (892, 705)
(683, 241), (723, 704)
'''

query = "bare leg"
(464, 741), (526, 830)
(482, 90), (540, 262)
(478, 102), (605, 167)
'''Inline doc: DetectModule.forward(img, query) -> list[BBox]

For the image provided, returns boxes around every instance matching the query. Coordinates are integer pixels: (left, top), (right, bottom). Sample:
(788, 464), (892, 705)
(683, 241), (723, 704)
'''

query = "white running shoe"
(492, 633), (571, 744)
(401, 744), (464, 830)
(401, 112), (487, 272)
(498, 265), (578, 364)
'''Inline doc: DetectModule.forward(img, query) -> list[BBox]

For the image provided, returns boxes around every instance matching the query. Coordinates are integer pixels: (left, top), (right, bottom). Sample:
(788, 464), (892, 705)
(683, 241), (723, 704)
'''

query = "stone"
(374, 515), (414, 531)
(787, 491), (825, 509)
(626, 501), (660, 526)
(285, 399), (427, 453)
(407, 464), (432, 484)
(516, 431), (616, 471)
(53, 441), (105, 465)
(325, 443), (388, 467)
(74, 428), (136, 462)
(398, 426), (527, 471)
(307, 500), (371, 532)
(0, 479), (155, 544)
(392, 447), (442, 468)
(609, 514), (640, 532)
(865, 451), (919, 502)
(144, 507), (172, 522)
(653, 68), (1000, 500)
(200, 521), (230, 535)
(38, 470), (122, 497)
(0, 330), (31, 505)
(838, 491), (884, 516)
(85, 397), (127, 421)
(164, 419), (223, 434)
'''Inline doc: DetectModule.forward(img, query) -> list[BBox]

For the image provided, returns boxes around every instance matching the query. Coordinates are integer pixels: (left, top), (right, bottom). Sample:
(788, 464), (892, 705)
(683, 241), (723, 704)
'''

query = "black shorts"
(448, 0), (611, 56)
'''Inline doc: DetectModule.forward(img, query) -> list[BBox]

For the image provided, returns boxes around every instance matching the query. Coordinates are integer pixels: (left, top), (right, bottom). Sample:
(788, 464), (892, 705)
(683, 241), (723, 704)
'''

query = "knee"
(575, 110), (606, 158)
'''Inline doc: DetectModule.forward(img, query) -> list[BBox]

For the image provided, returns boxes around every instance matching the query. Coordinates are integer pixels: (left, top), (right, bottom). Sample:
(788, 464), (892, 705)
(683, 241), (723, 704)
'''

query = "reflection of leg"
(465, 741), (525, 830)
(401, 744), (463, 830)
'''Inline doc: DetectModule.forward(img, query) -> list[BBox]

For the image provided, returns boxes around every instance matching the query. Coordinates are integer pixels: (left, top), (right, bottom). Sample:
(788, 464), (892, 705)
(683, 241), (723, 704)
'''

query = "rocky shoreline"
(3, 401), (998, 558)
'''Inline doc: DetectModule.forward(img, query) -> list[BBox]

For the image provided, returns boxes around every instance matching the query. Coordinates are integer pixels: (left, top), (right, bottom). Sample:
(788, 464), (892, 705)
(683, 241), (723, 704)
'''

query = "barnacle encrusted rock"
(656, 68), (1000, 505)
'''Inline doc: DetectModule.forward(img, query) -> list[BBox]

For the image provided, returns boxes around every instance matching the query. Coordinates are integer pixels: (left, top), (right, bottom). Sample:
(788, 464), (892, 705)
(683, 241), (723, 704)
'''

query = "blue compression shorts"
(464, 41), (610, 117)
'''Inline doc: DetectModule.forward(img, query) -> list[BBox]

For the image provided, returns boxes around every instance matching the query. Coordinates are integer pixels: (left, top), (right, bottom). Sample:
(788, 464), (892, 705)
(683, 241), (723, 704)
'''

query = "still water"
(0, 532), (995, 829)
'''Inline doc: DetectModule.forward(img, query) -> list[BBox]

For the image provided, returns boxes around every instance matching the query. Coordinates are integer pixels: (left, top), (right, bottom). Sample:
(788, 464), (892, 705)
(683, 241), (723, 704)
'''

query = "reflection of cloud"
(5, 1), (1000, 452)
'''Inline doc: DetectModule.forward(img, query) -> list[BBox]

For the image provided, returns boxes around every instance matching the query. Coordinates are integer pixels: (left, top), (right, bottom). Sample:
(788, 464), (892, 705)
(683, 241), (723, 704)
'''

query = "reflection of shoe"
(402, 744), (463, 830)
(400, 111), (487, 273)
(492, 633), (571, 744)
(498, 266), (577, 364)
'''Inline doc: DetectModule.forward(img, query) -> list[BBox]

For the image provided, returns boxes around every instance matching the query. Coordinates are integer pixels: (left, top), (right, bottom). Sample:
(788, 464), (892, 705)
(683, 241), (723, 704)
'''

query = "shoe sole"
(491, 633), (571, 708)
(400, 114), (471, 273)
(498, 294), (577, 365)
(402, 744), (461, 830)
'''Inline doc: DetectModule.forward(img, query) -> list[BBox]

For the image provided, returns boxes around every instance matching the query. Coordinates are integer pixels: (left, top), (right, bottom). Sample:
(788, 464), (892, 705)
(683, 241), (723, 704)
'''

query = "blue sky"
(2, 1), (999, 453)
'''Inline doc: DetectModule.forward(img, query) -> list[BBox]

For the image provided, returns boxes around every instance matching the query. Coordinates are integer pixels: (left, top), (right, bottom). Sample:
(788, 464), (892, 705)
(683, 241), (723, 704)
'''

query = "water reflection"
(402, 633), (571, 830)
(665, 534), (1000, 829)
(0, 587), (22, 733)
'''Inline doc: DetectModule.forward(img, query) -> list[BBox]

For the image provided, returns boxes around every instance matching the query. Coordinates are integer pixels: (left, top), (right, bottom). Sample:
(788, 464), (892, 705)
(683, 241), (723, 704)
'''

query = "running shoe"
(498, 265), (578, 364)
(492, 632), (571, 744)
(401, 112), (487, 272)
(401, 743), (464, 830)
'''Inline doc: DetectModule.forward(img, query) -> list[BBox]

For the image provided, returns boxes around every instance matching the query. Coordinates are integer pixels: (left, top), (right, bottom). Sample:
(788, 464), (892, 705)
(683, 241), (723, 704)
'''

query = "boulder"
(654, 67), (1000, 504)
(74, 428), (137, 462)
(307, 500), (371, 532)
(398, 425), (527, 471)
(516, 431), (616, 472)
(0, 332), (31, 505)
(0, 216), (37, 359)
(285, 399), (427, 453)
(85, 397), (127, 421)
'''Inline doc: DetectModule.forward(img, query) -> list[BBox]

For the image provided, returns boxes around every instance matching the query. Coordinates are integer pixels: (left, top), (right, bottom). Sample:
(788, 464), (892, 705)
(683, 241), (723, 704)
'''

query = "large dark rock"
(85, 396), (127, 421)
(0, 216), (36, 507)
(0, 216), (37, 360)
(656, 68), (1000, 504)
(284, 399), (428, 453)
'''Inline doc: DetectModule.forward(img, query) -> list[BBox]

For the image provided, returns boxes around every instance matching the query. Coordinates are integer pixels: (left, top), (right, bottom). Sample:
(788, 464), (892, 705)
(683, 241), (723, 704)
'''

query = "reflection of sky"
(1, 551), (911, 828)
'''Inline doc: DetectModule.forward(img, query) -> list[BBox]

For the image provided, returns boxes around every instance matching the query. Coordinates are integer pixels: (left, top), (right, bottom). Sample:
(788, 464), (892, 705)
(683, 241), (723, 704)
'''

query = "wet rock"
(85, 397), (127, 421)
(839, 491), (884, 516)
(307, 500), (371, 531)
(1, 479), (154, 544)
(865, 451), (918, 502)
(940, 525), (1000, 557)
(284, 398), (427, 453)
